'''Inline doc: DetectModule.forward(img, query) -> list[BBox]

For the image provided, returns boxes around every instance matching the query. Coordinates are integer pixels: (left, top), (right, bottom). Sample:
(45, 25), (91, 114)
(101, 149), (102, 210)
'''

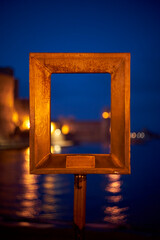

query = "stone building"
(0, 68), (15, 140)
(0, 67), (29, 147)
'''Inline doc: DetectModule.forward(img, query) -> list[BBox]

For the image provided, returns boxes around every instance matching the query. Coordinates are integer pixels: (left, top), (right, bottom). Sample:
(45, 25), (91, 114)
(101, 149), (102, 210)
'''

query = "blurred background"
(0, 0), (160, 239)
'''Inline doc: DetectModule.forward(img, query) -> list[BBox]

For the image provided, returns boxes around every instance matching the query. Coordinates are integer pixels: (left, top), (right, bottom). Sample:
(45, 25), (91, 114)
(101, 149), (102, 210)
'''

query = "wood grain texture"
(29, 53), (130, 174)
(66, 156), (95, 168)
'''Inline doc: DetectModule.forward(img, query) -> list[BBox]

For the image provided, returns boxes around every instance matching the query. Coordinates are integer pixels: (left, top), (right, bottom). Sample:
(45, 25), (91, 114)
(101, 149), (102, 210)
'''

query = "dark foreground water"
(0, 140), (160, 233)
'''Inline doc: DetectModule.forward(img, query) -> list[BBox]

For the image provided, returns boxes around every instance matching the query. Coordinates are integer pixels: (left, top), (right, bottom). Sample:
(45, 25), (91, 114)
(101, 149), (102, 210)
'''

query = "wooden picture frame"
(29, 53), (130, 174)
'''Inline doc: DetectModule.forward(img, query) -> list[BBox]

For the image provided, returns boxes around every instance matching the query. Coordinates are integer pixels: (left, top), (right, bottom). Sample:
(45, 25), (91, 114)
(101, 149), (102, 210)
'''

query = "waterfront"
(0, 139), (160, 237)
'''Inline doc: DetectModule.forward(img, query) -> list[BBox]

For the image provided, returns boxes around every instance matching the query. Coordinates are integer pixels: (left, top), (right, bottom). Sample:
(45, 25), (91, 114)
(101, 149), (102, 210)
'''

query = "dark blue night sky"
(0, 0), (160, 132)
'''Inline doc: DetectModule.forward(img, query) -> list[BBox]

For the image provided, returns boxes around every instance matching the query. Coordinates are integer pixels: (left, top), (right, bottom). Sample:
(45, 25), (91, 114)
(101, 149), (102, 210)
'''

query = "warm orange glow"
(105, 174), (121, 193)
(102, 111), (110, 119)
(107, 195), (123, 203)
(110, 181), (121, 189)
(61, 124), (70, 135)
(104, 173), (128, 225)
(43, 181), (55, 189)
(51, 146), (54, 153)
(105, 206), (124, 215)
(51, 122), (56, 134)
(12, 112), (19, 124)
(16, 148), (39, 219)
(18, 222), (31, 227)
(108, 174), (120, 181)
(104, 205), (128, 224)
(24, 147), (30, 160)
(21, 117), (30, 130)
(23, 192), (37, 200)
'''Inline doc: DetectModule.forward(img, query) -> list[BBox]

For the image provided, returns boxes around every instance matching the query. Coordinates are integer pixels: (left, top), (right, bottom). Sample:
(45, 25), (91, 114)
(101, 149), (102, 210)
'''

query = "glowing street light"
(12, 112), (19, 124)
(21, 117), (30, 130)
(61, 124), (70, 135)
(102, 111), (111, 119)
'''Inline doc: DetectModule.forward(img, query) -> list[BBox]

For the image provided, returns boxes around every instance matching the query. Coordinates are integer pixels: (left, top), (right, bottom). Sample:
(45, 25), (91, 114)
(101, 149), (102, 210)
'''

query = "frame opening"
(50, 73), (111, 154)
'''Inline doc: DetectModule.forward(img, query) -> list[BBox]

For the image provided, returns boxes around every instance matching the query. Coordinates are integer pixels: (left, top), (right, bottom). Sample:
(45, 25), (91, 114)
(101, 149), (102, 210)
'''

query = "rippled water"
(0, 148), (73, 224)
(0, 140), (160, 231)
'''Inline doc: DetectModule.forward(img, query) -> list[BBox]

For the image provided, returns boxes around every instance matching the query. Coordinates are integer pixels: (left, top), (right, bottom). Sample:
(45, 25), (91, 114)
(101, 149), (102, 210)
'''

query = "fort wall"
(0, 69), (15, 139)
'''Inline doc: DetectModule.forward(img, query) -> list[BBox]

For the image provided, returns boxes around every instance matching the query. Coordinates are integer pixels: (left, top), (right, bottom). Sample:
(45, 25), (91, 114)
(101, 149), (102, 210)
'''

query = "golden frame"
(29, 53), (130, 174)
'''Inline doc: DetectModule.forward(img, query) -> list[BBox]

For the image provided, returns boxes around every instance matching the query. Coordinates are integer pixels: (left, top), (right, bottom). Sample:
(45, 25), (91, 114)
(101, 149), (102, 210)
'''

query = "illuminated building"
(0, 68), (15, 139)
(0, 68), (29, 148)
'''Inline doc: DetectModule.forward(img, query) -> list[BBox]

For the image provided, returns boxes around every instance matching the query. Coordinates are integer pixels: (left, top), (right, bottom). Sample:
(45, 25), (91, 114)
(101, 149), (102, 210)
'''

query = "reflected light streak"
(18, 222), (31, 227)
(104, 206), (128, 215)
(104, 214), (127, 224)
(21, 176), (38, 187)
(43, 182), (55, 189)
(43, 195), (59, 203)
(23, 192), (37, 200)
(21, 200), (36, 207)
(42, 204), (57, 211)
(106, 195), (123, 203)
(105, 181), (121, 193)
(40, 175), (64, 220)
(24, 147), (30, 161)
(104, 174), (128, 226)
(0, 148), (68, 222)
(17, 147), (40, 219)
(107, 174), (120, 181)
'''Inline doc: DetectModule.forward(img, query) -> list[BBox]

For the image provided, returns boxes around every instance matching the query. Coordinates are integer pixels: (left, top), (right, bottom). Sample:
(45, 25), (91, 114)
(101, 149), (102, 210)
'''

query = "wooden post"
(74, 174), (87, 240)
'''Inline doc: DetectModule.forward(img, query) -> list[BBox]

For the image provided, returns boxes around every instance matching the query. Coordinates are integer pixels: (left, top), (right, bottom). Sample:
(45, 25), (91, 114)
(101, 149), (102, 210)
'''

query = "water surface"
(0, 140), (160, 232)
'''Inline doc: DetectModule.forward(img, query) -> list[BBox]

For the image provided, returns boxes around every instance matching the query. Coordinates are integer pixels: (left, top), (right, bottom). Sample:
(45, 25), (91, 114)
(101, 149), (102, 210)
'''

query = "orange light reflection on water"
(106, 195), (122, 203)
(104, 174), (128, 225)
(108, 174), (120, 181)
(105, 180), (121, 193)
(15, 148), (66, 220)
(16, 147), (40, 218)
(0, 148), (70, 223)
(41, 175), (63, 219)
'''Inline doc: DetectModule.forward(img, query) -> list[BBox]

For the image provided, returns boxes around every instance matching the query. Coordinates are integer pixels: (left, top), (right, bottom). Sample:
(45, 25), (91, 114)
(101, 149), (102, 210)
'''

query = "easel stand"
(74, 175), (87, 240)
